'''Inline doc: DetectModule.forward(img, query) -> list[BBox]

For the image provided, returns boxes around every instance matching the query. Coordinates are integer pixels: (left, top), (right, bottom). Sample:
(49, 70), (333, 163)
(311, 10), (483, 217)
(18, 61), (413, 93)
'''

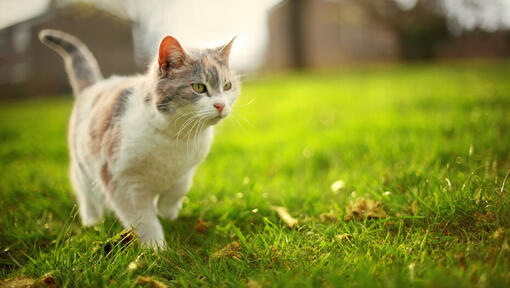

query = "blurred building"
(0, 2), (138, 99)
(266, 0), (400, 70)
(393, 1), (510, 60)
(266, 0), (510, 70)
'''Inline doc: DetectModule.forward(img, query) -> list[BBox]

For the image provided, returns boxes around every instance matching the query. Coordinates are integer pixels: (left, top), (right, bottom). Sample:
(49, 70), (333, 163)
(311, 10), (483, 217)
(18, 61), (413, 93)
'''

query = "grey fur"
(153, 39), (237, 115)
(109, 87), (133, 128)
(156, 84), (190, 113)
(39, 29), (103, 96)
(191, 61), (204, 79)
(206, 66), (220, 90)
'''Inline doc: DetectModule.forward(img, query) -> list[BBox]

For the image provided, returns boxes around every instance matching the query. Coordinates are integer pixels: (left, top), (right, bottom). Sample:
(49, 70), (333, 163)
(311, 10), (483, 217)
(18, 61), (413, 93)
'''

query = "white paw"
(135, 220), (165, 250)
(80, 212), (101, 227)
(139, 234), (165, 249)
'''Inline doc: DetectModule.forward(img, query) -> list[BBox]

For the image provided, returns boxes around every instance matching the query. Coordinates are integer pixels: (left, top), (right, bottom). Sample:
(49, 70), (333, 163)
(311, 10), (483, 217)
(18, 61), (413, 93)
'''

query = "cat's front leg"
(157, 176), (192, 221)
(157, 195), (183, 221)
(109, 185), (165, 248)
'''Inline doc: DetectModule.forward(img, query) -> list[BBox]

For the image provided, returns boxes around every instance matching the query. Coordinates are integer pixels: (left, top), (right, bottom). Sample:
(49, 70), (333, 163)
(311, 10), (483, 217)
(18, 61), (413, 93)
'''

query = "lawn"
(1, 61), (510, 287)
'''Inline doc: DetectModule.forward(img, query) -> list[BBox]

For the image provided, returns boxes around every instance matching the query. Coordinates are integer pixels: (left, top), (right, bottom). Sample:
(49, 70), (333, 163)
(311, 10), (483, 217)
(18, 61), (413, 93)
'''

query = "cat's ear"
(158, 36), (187, 73)
(218, 36), (236, 62)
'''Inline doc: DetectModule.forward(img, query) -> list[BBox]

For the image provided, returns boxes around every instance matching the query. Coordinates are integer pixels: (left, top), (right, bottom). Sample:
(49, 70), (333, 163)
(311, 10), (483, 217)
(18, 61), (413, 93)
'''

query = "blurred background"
(1, 0), (510, 98)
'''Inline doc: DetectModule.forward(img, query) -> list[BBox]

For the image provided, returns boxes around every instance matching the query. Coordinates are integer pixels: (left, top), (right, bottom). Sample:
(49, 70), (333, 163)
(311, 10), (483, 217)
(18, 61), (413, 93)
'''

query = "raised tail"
(39, 29), (103, 96)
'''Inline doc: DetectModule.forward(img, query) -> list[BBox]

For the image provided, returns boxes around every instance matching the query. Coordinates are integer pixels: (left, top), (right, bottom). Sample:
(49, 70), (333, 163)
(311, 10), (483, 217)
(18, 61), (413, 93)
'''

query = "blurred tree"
(390, 0), (450, 60)
(389, 0), (510, 59)
(288, 0), (305, 68)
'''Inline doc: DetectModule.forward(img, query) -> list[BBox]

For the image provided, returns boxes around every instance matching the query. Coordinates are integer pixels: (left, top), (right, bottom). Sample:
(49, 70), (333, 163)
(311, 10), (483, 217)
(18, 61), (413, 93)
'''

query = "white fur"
(70, 67), (238, 248)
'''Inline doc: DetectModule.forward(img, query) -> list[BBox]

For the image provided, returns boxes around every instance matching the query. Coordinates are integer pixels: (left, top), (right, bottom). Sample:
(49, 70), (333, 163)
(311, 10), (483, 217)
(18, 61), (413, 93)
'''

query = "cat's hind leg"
(70, 164), (104, 226)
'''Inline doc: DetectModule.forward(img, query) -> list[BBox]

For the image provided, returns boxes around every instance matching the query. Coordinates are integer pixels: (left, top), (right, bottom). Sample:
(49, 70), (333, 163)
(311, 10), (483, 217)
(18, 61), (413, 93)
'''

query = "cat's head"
(150, 35), (240, 126)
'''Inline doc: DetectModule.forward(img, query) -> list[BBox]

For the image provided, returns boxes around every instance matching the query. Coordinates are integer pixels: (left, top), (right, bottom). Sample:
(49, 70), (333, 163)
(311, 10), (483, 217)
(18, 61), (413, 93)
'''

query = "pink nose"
(213, 102), (225, 113)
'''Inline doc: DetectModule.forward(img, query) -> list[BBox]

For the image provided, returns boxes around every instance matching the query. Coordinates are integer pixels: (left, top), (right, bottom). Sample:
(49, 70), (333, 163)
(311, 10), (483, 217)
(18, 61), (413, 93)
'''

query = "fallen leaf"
(502, 240), (510, 251)
(492, 228), (505, 240)
(344, 199), (387, 221)
(318, 211), (338, 223)
(385, 220), (396, 227)
(0, 276), (35, 288)
(247, 279), (262, 288)
(211, 241), (242, 261)
(457, 253), (466, 270)
(330, 180), (345, 193)
(93, 229), (138, 256)
(411, 200), (418, 216)
(33, 275), (57, 288)
(335, 234), (353, 243)
(271, 206), (298, 228)
(0, 274), (57, 288)
(194, 218), (210, 233)
(476, 212), (495, 223)
(136, 276), (168, 288)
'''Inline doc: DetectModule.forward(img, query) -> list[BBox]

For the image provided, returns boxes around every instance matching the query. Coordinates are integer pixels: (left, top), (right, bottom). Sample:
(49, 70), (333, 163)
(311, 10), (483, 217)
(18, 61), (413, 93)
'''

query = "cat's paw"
(140, 236), (166, 250)
(137, 228), (165, 249)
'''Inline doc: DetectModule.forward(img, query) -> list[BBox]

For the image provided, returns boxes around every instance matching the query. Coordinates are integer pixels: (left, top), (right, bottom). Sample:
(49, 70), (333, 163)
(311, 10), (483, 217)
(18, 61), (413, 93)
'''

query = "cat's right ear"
(158, 36), (187, 74)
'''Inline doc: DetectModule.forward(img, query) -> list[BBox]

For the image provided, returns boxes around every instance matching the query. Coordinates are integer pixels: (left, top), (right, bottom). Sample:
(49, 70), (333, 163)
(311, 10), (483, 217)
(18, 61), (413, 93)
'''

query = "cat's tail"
(39, 29), (103, 96)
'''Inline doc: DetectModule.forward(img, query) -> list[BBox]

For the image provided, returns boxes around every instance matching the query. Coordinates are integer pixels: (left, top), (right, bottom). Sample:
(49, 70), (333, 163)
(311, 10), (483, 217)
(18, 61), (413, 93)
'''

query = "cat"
(39, 29), (240, 248)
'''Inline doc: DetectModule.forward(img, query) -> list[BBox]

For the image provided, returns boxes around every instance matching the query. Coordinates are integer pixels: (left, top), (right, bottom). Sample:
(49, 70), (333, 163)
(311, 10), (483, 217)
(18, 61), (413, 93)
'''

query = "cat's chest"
(119, 127), (214, 184)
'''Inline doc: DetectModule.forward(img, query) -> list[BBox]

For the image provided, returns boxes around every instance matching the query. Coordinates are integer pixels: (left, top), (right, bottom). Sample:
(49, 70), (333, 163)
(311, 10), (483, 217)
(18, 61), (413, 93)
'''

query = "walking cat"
(39, 29), (239, 248)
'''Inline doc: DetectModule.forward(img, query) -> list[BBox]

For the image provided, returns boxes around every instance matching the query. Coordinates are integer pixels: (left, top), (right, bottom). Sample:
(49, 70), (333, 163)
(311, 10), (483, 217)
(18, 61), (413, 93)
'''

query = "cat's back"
(70, 74), (145, 163)
(77, 75), (144, 112)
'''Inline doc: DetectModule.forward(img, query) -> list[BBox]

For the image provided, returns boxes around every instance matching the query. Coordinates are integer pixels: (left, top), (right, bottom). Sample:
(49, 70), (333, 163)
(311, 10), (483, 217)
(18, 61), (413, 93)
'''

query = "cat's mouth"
(209, 113), (227, 124)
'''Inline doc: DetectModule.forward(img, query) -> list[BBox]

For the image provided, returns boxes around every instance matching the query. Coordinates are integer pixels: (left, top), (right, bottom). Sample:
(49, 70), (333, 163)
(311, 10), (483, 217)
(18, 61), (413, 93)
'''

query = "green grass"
(1, 61), (510, 287)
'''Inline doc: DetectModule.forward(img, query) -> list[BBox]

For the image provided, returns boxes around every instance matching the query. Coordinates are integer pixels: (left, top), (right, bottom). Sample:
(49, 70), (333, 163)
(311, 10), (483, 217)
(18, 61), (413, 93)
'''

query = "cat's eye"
(223, 82), (232, 91)
(191, 83), (207, 94)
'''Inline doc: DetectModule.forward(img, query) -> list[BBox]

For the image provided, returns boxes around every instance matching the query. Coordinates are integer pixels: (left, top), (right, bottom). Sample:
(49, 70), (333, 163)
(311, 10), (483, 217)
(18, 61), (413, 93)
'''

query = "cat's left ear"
(218, 36), (236, 63)
(158, 35), (188, 74)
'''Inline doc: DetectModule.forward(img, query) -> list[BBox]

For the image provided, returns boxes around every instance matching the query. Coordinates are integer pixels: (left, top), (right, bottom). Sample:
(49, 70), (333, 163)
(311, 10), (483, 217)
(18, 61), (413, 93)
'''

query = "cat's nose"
(213, 102), (225, 113)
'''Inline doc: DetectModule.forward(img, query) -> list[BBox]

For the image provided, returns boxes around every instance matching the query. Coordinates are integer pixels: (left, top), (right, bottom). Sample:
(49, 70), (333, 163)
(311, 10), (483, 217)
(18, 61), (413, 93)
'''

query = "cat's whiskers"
(236, 73), (252, 81)
(232, 98), (256, 109)
(228, 113), (248, 134)
(173, 110), (201, 125)
(193, 115), (210, 152)
(174, 111), (209, 143)
(186, 115), (206, 153)
(175, 115), (200, 144)
(177, 110), (211, 149)
(185, 117), (199, 152)
(231, 110), (253, 127)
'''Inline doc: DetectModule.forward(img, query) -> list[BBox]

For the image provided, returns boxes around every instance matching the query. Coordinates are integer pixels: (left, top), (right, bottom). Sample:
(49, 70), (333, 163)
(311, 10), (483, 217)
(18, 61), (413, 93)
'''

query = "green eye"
(223, 82), (232, 91)
(191, 83), (207, 93)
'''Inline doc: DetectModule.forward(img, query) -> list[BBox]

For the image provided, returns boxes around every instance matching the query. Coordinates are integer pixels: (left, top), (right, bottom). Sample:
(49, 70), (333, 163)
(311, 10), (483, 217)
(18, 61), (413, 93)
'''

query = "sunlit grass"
(1, 61), (509, 287)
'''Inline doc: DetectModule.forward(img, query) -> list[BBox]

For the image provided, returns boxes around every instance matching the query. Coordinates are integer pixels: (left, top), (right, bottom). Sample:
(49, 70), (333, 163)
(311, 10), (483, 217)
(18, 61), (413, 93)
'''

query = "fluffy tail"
(39, 29), (103, 96)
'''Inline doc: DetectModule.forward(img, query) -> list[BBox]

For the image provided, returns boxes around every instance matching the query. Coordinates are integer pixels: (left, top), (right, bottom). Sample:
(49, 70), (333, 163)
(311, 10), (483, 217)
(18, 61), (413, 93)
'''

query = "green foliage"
(1, 61), (509, 287)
